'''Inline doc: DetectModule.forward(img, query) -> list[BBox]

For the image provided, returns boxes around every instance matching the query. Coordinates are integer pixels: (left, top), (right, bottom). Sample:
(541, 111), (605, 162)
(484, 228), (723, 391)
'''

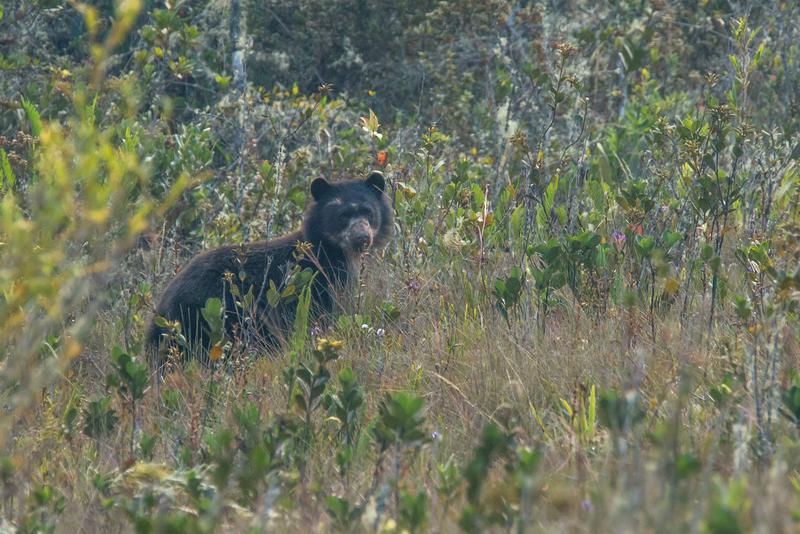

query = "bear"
(147, 170), (393, 368)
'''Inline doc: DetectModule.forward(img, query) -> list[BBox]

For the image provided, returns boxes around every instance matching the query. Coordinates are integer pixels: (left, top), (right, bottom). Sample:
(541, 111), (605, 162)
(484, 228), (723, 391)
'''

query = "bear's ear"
(365, 171), (385, 193)
(310, 177), (333, 201)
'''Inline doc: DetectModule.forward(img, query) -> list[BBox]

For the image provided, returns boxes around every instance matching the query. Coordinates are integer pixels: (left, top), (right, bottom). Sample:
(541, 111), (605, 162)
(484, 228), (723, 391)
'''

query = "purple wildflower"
(612, 230), (626, 249)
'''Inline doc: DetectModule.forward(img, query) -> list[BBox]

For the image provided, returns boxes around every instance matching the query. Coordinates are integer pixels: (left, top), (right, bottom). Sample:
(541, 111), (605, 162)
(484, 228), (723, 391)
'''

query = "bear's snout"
(353, 231), (372, 250)
(347, 218), (374, 251)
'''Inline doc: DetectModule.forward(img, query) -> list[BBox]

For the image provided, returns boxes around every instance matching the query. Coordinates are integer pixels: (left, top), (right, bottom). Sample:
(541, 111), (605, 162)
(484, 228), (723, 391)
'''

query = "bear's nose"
(353, 232), (372, 250)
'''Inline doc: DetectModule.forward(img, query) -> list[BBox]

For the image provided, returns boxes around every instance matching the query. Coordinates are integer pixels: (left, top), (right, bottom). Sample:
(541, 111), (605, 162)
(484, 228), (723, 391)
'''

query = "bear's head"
(303, 171), (394, 258)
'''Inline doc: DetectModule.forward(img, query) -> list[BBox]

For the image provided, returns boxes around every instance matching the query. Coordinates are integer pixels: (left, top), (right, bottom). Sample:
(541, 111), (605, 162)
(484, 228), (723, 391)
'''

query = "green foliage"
(20, 484), (65, 534)
(325, 495), (363, 533)
(705, 477), (750, 534)
(290, 346), (336, 420)
(372, 392), (428, 453)
(107, 346), (148, 404)
(82, 396), (119, 441)
(398, 490), (427, 533)
(459, 422), (541, 531)
(290, 285), (313, 356)
(462, 423), (514, 504)
(200, 297), (225, 351)
(560, 384), (597, 447)
(325, 367), (365, 446)
(0, 149), (14, 193)
(493, 266), (525, 325)
(782, 374), (800, 426)
(20, 98), (42, 138)
(598, 389), (645, 434)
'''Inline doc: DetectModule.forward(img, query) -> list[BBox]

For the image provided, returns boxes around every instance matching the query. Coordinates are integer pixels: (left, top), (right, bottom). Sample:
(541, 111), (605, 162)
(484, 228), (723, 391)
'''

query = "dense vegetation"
(1, 0), (799, 531)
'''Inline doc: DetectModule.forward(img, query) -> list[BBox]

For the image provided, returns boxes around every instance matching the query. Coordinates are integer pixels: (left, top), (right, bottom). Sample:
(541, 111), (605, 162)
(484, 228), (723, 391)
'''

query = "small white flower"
(361, 323), (370, 330)
(376, 328), (385, 337)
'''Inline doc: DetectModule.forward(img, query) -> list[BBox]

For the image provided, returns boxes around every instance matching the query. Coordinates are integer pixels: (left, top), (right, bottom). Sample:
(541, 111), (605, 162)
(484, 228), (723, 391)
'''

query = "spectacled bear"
(147, 171), (393, 367)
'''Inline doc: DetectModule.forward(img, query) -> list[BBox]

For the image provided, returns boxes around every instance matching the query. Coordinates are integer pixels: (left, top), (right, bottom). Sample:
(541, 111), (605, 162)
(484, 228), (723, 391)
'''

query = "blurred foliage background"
(1, 0), (799, 532)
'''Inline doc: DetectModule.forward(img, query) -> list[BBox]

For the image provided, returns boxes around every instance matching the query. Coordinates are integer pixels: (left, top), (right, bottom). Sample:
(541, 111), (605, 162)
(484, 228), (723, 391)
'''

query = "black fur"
(147, 171), (393, 364)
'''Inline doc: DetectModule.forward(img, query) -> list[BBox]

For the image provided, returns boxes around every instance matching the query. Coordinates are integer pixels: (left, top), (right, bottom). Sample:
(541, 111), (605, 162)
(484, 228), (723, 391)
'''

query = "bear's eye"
(362, 209), (375, 224)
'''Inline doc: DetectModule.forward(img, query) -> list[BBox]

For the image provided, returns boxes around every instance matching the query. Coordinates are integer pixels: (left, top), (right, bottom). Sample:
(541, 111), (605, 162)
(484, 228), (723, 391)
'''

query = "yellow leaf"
(397, 182), (417, 200)
(529, 401), (550, 440)
(64, 337), (82, 360)
(209, 346), (223, 361)
(87, 208), (110, 224)
(316, 338), (343, 352)
(560, 398), (573, 418)
(664, 277), (680, 296)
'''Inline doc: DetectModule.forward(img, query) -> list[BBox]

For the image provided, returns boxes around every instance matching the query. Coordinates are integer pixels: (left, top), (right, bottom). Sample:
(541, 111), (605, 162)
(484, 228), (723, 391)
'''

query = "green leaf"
(675, 453), (701, 480)
(214, 74), (231, 87)
(471, 183), (485, 208)
(595, 243), (608, 269)
(663, 230), (682, 250)
(733, 295), (751, 320)
(291, 286), (312, 354)
(707, 502), (741, 534)
(372, 392), (428, 451)
(550, 271), (566, 289)
(701, 244), (715, 262)
(710, 256), (721, 273)
(543, 175), (559, 212)
(596, 144), (612, 183)
(82, 396), (118, 439)
(0, 149), (14, 191)
(462, 423), (513, 503)
(634, 235), (655, 258)
(325, 495), (349, 517)
(728, 54), (739, 72)
(293, 393), (307, 413)
(510, 203), (525, 237)
(201, 297), (223, 320)
(753, 42), (765, 66)
(20, 97), (43, 137)
(267, 284), (280, 308)
(789, 143), (800, 161)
